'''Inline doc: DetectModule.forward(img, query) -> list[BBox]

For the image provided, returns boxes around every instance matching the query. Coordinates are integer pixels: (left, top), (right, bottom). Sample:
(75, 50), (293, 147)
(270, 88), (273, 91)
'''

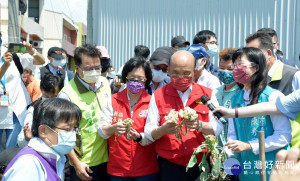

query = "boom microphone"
(200, 95), (227, 124)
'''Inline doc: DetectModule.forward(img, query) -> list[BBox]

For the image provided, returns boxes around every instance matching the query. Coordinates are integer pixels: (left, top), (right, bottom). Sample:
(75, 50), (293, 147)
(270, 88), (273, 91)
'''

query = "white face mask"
(51, 58), (61, 67)
(82, 70), (102, 83)
(207, 44), (218, 57)
(152, 69), (167, 83)
(195, 58), (205, 71)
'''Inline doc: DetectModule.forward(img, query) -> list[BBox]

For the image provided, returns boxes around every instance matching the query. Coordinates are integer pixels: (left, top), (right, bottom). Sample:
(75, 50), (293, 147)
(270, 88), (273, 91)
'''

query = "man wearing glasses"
(145, 50), (223, 181)
(146, 46), (174, 95)
(58, 44), (111, 181)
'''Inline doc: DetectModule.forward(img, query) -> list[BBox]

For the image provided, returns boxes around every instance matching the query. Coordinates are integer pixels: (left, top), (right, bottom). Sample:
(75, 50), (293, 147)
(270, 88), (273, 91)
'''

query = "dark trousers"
(158, 157), (200, 181)
(70, 162), (109, 181)
(110, 173), (158, 181)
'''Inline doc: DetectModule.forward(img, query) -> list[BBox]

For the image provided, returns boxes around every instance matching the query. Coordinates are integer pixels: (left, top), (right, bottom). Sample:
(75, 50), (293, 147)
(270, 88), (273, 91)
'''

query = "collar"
(28, 137), (66, 179)
(216, 84), (240, 93)
(268, 60), (279, 78)
(269, 61), (284, 82)
(48, 64), (58, 74)
(75, 73), (103, 93)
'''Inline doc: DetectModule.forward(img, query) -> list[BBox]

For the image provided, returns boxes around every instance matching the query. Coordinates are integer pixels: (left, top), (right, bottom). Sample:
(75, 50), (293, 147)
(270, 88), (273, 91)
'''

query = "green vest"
(231, 86), (288, 181)
(61, 75), (111, 167)
(291, 113), (300, 148)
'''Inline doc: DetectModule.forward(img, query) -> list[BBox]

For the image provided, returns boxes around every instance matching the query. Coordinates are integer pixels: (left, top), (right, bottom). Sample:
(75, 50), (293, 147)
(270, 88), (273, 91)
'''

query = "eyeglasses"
(153, 65), (168, 73)
(52, 126), (80, 133)
(233, 62), (256, 67)
(205, 41), (218, 45)
(79, 65), (101, 71)
(272, 42), (278, 45)
(170, 74), (192, 78)
(126, 77), (146, 83)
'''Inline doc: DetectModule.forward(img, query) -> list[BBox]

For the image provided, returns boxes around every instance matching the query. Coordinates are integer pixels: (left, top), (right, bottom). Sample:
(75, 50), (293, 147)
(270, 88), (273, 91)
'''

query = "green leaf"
(186, 145), (205, 172)
(211, 158), (221, 178)
(200, 171), (208, 181)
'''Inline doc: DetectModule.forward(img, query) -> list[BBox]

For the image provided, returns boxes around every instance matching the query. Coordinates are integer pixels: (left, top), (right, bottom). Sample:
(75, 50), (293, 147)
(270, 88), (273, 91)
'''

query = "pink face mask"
(233, 65), (251, 84)
(171, 76), (193, 92)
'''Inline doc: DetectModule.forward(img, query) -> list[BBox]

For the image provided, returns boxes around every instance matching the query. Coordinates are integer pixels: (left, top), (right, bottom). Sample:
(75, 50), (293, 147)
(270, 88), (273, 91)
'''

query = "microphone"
(200, 95), (227, 124)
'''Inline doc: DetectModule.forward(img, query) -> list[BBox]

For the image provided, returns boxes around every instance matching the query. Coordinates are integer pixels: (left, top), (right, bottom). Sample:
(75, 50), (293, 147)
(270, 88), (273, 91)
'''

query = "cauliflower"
(164, 109), (179, 124)
(179, 107), (198, 121)
(123, 118), (134, 132)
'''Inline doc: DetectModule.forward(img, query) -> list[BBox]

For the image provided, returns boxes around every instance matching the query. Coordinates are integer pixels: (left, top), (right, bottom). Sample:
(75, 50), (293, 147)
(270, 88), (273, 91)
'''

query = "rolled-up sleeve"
(144, 94), (160, 142)
(208, 94), (224, 137)
(276, 88), (300, 120)
(97, 94), (113, 139)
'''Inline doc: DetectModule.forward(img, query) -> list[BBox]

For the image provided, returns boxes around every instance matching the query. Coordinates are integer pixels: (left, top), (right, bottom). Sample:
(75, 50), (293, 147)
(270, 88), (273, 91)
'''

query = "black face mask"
(101, 59), (110, 73)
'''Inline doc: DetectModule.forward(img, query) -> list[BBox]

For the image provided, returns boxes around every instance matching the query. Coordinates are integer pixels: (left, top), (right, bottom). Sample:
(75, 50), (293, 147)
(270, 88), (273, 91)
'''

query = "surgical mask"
(127, 81), (145, 94)
(217, 69), (235, 85)
(52, 58), (65, 67)
(107, 71), (116, 79)
(177, 47), (187, 51)
(152, 69), (167, 82)
(233, 65), (251, 84)
(171, 76), (193, 92)
(207, 44), (218, 57)
(82, 70), (101, 83)
(195, 58), (205, 70)
(46, 126), (76, 156)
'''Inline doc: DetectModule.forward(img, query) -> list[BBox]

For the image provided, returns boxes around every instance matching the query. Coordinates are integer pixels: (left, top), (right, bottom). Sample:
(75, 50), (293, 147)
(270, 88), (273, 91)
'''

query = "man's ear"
(38, 125), (47, 139)
(267, 49), (273, 58)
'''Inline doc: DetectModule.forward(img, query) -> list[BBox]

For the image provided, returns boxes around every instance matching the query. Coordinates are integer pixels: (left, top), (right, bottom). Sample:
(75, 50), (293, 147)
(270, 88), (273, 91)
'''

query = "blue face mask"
(152, 69), (167, 83)
(217, 69), (235, 85)
(177, 47), (187, 51)
(47, 126), (76, 156)
(207, 44), (218, 57)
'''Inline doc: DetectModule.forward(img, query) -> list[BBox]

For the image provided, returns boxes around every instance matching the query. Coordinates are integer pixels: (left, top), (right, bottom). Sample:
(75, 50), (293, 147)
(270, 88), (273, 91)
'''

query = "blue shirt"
(276, 89), (300, 120)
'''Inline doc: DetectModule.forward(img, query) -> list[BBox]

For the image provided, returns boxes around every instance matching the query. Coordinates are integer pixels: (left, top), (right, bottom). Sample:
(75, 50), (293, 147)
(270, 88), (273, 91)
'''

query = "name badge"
(0, 94), (9, 107)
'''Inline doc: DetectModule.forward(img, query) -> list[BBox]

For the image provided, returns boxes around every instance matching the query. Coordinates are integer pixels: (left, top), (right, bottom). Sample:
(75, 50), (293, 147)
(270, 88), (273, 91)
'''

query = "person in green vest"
(58, 44), (111, 181)
(225, 47), (291, 181)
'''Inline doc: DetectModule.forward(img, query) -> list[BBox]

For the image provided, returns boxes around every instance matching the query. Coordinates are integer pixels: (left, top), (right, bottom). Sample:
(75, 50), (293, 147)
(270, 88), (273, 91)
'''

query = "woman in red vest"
(98, 57), (159, 181)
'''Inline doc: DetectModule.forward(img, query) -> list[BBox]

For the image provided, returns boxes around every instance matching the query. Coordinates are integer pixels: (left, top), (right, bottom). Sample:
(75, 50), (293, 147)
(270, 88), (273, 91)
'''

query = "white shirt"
(226, 88), (292, 156)
(144, 84), (223, 142)
(197, 69), (221, 90)
(3, 137), (66, 181)
(268, 60), (300, 91)
(98, 92), (153, 146)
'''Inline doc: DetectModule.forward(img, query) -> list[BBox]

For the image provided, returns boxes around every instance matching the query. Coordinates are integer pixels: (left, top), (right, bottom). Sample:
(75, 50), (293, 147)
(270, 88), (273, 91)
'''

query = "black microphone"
(200, 95), (227, 124)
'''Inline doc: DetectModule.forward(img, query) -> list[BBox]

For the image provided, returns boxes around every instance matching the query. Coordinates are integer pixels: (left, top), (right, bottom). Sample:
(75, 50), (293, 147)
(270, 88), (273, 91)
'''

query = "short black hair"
(31, 98), (82, 137)
(193, 30), (217, 44)
(40, 74), (64, 94)
(246, 32), (274, 56)
(257, 28), (277, 38)
(134, 45), (150, 59)
(74, 44), (101, 66)
(121, 56), (152, 86)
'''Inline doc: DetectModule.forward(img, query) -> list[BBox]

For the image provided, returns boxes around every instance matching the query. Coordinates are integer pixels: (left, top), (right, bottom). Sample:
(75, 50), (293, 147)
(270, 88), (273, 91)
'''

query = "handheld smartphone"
(7, 43), (26, 53)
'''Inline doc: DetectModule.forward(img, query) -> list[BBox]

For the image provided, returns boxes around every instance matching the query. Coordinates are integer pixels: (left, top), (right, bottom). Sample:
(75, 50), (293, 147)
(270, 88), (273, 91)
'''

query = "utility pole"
(8, 0), (20, 43)
(87, 0), (93, 44)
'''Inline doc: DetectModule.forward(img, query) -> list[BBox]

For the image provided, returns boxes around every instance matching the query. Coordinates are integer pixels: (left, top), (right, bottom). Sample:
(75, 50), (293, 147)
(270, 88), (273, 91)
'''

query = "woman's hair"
(121, 56), (152, 86)
(232, 47), (268, 105)
(31, 98), (82, 137)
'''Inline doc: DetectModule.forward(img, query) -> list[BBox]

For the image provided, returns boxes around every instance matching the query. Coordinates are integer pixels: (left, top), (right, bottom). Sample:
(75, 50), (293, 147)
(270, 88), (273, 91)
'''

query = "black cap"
(150, 47), (174, 66)
(47, 47), (64, 60)
(171, 36), (190, 47)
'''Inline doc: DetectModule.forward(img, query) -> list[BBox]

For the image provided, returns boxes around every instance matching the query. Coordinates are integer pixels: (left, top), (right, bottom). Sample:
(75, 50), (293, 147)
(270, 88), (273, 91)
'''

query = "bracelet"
(197, 120), (203, 132)
(235, 107), (239, 118)
(134, 133), (142, 142)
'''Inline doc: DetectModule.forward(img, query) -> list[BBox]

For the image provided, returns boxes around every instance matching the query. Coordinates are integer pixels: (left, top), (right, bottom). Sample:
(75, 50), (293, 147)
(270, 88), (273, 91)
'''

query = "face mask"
(233, 65), (251, 84)
(60, 59), (67, 67)
(127, 81), (145, 94)
(101, 59), (110, 73)
(177, 47), (187, 51)
(46, 126), (76, 156)
(207, 44), (218, 57)
(82, 70), (101, 83)
(107, 71), (116, 79)
(51, 58), (64, 67)
(195, 58), (205, 70)
(152, 69), (167, 82)
(217, 69), (235, 85)
(171, 76), (193, 92)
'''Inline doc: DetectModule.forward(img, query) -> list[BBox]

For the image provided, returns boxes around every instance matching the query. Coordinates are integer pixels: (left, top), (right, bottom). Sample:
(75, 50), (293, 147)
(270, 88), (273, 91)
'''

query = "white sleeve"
(57, 91), (71, 101)
(33, 68), (41, 80)
(97, 95), (113, 139)
(2, 155), (46, 181)
(139, 133), (154, 146)
(17, 106), (34, 148)
(248, 90), (292, 155)
(225, 118), (237, 157)
(292, 71), (300, 91)
(207, 94), (223, 137)
(144, 94), (160, 142)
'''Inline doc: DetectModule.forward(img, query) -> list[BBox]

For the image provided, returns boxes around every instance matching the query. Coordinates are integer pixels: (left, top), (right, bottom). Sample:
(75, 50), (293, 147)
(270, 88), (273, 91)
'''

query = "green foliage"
(186, 135), (228, 181)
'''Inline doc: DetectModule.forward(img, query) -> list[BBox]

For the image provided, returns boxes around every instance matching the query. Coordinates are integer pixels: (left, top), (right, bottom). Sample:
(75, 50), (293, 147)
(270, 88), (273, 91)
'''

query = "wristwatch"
(134, 133), (142, 142)
(197, 120), (203, 132)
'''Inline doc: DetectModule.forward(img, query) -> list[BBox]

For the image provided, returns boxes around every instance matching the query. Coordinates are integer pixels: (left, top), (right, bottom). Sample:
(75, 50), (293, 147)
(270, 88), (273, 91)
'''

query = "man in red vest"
(145, 50), (223, 181)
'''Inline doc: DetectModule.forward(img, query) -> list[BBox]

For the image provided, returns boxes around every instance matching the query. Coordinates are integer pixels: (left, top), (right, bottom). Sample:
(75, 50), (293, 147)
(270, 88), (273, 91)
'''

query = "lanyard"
(0, 57), (7, 94)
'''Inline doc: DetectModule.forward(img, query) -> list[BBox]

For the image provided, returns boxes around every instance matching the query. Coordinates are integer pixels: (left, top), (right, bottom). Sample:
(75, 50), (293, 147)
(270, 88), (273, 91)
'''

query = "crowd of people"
(0, 27), (299, 181)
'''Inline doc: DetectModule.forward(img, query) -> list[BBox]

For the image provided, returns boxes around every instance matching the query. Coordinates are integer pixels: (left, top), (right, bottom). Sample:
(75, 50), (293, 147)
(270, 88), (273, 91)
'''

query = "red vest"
(154, 82), (212, 166)
(108, 89), (159, 177)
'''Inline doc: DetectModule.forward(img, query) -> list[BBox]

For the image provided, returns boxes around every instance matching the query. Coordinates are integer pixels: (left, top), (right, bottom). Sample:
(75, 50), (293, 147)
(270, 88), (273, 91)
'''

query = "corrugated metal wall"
(91, 0), (300, 71)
